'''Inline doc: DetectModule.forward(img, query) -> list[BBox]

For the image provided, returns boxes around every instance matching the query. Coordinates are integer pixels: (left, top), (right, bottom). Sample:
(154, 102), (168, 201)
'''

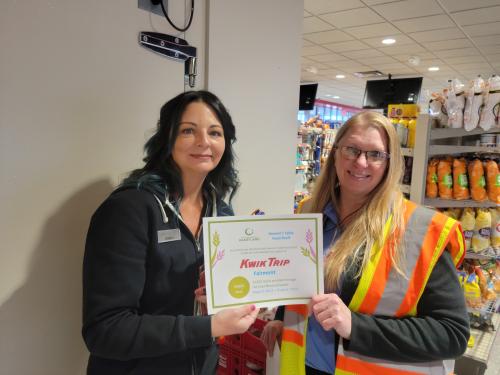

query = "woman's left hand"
(310, 293), (352, 340)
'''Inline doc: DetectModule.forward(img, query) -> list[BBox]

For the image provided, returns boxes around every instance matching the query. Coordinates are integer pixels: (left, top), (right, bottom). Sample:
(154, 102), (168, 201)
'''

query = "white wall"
(207, 0), (303, 215)
(0, 1), (302, 374)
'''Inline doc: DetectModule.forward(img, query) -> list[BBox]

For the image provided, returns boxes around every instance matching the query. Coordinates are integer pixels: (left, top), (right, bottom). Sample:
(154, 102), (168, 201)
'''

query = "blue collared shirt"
(305, 202), (341, 374)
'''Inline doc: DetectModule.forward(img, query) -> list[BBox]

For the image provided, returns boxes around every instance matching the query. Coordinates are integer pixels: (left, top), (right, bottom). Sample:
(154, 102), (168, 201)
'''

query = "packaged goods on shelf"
(464, 76), (485, 131)
(479, 75), (500, 131)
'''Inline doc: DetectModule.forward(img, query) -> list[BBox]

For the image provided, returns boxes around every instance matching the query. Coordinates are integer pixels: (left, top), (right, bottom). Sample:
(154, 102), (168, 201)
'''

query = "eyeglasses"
(335, 145), (390, 164)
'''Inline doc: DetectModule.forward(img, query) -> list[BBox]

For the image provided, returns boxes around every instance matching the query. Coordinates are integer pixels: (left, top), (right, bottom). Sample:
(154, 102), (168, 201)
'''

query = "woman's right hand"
(260, 320), (283, 356)
(211, 305), (259, 338)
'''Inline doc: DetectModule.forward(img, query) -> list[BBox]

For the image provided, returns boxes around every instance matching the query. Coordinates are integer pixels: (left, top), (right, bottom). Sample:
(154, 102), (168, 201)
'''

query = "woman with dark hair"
(82, 90), (258, 375)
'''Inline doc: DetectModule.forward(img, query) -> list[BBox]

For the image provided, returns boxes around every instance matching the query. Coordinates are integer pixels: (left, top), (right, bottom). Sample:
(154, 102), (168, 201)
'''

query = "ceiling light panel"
(362, 34), (413, 48)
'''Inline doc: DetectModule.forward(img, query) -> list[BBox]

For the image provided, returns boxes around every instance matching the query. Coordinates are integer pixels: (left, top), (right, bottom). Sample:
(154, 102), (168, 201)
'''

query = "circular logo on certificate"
(228, 276), (250, 299)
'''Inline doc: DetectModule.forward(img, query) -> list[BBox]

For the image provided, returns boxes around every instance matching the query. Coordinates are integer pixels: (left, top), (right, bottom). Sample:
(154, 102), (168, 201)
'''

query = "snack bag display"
(460, 208), (476, 251)
(491, 208), (500, 248)
(479, 75), (500, 131)
(429, 93), (448, 128)
(460, 270), (483, 309)
(471, 208), (492, 252)
(437, 158), (453, 199)
(453, 158), (470, 200)
(426, 159), (439, 198)
(468, 159), (488, 201)
(447, 79), (465, 128)
(485, 159), (500, 204)
(464, 76), (484, 131)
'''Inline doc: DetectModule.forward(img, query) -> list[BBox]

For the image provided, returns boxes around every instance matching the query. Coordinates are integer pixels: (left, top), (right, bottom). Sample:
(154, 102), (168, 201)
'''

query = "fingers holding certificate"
(203, 214), (323, 314)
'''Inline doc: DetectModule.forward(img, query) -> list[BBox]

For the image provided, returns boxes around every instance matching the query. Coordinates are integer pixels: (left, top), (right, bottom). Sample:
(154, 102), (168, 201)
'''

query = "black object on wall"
(299, 83), (318, 111)
(362, 76), (423, 109)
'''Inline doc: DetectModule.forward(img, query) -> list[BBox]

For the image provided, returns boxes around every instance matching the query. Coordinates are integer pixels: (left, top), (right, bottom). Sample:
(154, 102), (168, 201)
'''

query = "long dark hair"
(123, 90), (239, 201)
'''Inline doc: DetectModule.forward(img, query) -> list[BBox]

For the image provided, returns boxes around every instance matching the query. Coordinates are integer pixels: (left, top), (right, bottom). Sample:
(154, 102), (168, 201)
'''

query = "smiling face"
(334, 123), (389, 203)
(172, 101), (226, 179)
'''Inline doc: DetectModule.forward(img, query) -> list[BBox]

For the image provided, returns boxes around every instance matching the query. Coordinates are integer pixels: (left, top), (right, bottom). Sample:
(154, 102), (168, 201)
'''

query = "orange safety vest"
(280, 200), (465, 375)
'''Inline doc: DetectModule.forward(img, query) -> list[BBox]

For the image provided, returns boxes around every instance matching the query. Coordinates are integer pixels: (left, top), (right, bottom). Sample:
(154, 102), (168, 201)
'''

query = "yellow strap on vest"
(348, 214), (393, 312)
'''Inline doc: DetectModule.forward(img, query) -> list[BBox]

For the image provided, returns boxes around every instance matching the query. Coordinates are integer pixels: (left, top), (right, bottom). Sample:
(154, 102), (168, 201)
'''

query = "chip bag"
(453, 158), (470, 200)
(460, 208), (476, 251)
(471, 208), (492, 252)
(491, 208), (500, 248)
(426, 159), (439, 198)
(485, 159), (500, 204)
(468, 159), (487, 201)
(437, 158), (453, 199)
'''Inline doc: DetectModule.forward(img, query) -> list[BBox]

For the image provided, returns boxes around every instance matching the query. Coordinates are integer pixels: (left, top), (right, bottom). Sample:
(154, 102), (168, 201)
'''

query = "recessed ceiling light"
(333, 96), (340, 99)
(335, 74), (345, 79)
(428, 66), (440, 71)
(382, 38), (396, 45)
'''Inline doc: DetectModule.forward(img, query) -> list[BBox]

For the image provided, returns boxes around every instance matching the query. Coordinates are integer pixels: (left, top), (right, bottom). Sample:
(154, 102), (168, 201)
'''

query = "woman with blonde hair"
(261, 111), (469, 375)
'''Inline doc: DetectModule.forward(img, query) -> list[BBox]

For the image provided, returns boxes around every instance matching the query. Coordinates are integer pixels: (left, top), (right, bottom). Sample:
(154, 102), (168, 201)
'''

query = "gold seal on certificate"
(202, 214), (324, 314)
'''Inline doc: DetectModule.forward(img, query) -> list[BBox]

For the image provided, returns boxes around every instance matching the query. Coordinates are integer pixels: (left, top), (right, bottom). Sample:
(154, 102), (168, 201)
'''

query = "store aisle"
(485, 329), (500, 375)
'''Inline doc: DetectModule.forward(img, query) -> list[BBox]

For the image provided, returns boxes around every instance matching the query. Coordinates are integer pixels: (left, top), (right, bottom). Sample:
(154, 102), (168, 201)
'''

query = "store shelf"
(428, 145), (500, 156)
(401, 148), (414, 157)
(467, 300), (500, 316)
(430, 126), (500, 140)
(423, 198), (498, 208)
(464, 250), (499, 260)
(462, 313), (499, 364)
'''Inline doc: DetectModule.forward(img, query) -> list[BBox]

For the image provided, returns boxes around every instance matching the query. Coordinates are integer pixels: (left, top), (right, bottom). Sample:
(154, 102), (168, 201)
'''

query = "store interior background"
(1, 0), (499, 374)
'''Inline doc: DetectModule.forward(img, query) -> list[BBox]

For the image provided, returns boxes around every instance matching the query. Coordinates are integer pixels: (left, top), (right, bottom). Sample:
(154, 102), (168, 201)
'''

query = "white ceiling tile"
(304, 0), (364, 15)
(302, 45), (332, 56)
(486, 53), (500, 62)
(362, 56), (399, 64)
(440, 0), (500, 13)
(319, 7), (384, 29)
(463, 22), (500, 37)
(341, 65), (376, 73)
(444, 55), (488, 64)
(304, 30), (354, 44)
(302, 39), (314, 47)
(328, 60), (371, 69)
(452, 62), (494, 71)
(372, 0), (443, 21)
(363, 0), (401, 4)
(452, 6), (500, 26)
(308, 53), (351, 63)
(393, 15), (455, 33)
(323, 40), (371, 52)
(301, 56), (314, 64)
(342, 49), (386, 59)
(434, 47), (479, 58)
(344, 22), (400, 39)
(304, 10), (312, 17)
(300, 72), (321, 82)
(373, 62), (412, 70)
(472, 34), (500, 46)
(424, 38), (474, 50)
(393, 52), (436, 62)
(302, 61), (330, 69)
(303, 17), (335, 33)
(361, 34), (414, 48)
(409, 28), (466, 43)
(379, 43), (427, 54)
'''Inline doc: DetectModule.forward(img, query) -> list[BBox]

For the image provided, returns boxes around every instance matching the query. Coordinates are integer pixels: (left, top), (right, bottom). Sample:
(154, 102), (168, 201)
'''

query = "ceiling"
(301, 0), (500, 108)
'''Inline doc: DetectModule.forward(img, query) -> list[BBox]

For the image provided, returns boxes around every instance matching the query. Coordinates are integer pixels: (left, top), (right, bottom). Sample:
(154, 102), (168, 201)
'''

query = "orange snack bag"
(453, 158), (470, 200)
(437, 158), (453, 199)
(426, 159), (439, 198)
(468, 159), (487, 201)
(485, 159), (500, 204)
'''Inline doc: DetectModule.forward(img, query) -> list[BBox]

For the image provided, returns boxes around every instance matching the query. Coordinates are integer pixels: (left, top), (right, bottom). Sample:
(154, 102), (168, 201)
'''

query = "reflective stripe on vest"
(281, 200), (465, 375)
(336, 201), (465, 375)
(280, 304), (308, 375)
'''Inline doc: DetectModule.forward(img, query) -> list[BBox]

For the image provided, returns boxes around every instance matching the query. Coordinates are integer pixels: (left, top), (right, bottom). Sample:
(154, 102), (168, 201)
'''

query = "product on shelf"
(426, 159), (439, 198)
(460, 208), (475, 251)
(446, 78), (465, 129)
(491, 208), (500, 248)
(469, 158), (488, 202)
(453, 157), (470, 200)
(429, 93), (448, 128)
(437, 158), (453, 199)
(472, 208), (492, 252)
(387, 104), (418, 148)
(485, 159), (500, 204)
(479, 74), (500, 131)
(463, 76), (485, 131)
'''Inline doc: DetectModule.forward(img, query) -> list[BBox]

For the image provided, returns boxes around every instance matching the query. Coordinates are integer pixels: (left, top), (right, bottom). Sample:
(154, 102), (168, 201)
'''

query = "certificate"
(203, 214), (323, 314)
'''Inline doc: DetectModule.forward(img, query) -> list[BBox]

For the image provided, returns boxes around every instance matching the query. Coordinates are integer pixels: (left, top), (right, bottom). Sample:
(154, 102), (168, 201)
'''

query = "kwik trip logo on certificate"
(202, 214), (323, 314)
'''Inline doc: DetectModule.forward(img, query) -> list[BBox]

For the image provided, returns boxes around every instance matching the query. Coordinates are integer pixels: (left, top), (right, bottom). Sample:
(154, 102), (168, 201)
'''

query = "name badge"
(158, 229), (181, 243)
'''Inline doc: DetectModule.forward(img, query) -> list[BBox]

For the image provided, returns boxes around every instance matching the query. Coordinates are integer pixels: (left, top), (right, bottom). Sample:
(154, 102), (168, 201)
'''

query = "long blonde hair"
(308, 111), (406, 291)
